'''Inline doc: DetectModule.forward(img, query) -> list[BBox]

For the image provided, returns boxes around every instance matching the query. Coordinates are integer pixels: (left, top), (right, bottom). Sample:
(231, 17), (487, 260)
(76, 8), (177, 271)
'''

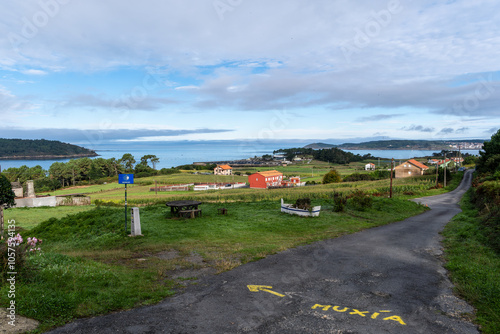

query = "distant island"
(315, 140), (484, 150)
(0, 138), (98, 160)
(304, 142), (337, 149)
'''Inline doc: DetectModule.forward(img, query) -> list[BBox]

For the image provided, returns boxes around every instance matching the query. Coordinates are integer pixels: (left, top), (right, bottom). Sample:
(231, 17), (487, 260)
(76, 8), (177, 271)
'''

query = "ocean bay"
(0, 140), (481, 171)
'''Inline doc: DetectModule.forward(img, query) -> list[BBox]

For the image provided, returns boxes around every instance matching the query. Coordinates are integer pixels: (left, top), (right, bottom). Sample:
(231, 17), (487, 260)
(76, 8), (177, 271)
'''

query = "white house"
(365, 163), (376, 171)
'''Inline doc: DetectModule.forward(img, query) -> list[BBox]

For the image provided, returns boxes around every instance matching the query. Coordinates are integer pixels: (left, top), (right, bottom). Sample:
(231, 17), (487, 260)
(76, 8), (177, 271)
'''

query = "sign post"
(118, 174), (134, 235)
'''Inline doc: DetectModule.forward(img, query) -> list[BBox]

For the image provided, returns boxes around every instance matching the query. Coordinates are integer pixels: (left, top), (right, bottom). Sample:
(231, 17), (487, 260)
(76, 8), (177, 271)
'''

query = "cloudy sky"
(1, 0), (499, 146)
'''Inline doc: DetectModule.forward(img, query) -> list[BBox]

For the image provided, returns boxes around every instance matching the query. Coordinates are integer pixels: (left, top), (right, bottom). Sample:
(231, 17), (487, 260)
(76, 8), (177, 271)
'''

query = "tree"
(477, 129), (500, 174)
(119, 154), (136, 173)
(0, 174), (16, 237)
(323, 169), (342, 184)
(49, 162), (66, 187)
(138, 154), (159, 170)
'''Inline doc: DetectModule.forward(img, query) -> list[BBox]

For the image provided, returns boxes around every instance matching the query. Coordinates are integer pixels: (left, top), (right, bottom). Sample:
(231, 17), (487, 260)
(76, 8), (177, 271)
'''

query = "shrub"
(294, 198), (311, 210)
(159, 168), (181, 175)
(1, 233), (42, 282)
(370, 170), (391, 180)
(343, 173), (374, 182)
(332, 192), (347, 212)
(348, 190), (373, 211)
(323, 169), (342, 184)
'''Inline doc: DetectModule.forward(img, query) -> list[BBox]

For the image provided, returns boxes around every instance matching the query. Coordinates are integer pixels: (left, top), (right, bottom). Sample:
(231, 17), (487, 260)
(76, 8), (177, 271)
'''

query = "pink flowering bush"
(26, 237), (43, 254)
(1, 233), (43, 281)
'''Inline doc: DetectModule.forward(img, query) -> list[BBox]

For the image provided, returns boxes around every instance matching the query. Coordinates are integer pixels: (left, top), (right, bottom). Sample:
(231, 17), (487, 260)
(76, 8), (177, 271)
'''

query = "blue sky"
(1, 0), (499, 148)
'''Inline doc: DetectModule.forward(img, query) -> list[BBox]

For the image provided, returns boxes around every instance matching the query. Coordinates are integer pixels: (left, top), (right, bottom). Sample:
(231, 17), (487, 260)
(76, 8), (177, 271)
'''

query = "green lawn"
(4, 206), (93, 230)
(442, 191), (500, 334)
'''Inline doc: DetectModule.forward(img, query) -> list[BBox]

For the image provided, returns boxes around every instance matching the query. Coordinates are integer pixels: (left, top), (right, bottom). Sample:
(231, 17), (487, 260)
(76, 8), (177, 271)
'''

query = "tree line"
(273, 147), (369, 164)
(1, 154), (174, 192)
(0, 138), (97, 157)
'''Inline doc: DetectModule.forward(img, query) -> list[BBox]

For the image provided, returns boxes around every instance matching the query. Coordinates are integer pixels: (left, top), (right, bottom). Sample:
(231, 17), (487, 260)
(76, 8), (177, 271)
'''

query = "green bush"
(159, 168), (181, 175)
(294, 198), (311, 210)
(348, 190), (373, 211)
(370, 170), (391, 179)
(323, 169), (342, 184)
(1, 238), (26, 282)
(332, 192), (347, 212)
(343, 173), (374, 182)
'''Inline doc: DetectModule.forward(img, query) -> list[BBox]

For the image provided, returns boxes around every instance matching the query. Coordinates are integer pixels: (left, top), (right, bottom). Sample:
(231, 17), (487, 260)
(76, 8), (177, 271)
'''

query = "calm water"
(0, 140), (481, 171)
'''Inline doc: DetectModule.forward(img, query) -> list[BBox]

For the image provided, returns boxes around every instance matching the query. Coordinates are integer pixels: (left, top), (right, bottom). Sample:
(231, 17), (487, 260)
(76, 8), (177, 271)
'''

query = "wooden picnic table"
(166, 200), (202, 217)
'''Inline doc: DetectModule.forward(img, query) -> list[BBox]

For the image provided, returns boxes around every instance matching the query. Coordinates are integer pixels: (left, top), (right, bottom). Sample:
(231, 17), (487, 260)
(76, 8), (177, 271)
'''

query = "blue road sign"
(118, 174), (134, 184)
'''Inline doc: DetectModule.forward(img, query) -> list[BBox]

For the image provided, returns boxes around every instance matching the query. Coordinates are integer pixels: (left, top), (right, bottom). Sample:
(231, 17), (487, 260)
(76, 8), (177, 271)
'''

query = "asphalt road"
(48, 170), (478, 334)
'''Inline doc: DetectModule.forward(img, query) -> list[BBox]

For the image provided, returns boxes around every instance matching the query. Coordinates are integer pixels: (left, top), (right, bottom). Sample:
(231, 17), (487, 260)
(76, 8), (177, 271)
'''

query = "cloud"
(21, 69), (47, 75)
(59, 94), (177, 111)
(485, 127), (499, 134)
(175, 85), (199, 90)
(0, 127), (234, 145)
(1, 1), (500, 139)
(400, 125), (435, 133)
(438, 128), (455, 135)
(356, 114), (403, 122)
(0, 86), (34, 117)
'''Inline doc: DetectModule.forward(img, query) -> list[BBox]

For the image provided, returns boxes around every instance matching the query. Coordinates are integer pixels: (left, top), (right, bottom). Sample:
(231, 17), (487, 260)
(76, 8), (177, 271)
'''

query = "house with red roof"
(394, 159), (429, 178)
(365, 163), (376, 171)
(214, 164), (233, 175)
(248, 170), (283, 188)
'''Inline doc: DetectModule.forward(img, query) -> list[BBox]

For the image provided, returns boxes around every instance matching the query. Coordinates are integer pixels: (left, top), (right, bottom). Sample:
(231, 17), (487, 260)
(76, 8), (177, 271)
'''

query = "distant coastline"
(306, 140), (484, 151)
(0, 153), (99, 160)
(0, 138), (98, 160)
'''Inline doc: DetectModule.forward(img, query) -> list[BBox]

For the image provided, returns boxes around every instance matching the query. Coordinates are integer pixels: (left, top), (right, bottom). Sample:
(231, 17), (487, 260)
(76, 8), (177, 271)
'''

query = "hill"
(337, 139), (484, 150)
(0, 138), (98, 159)
(304, 142), (337, 149)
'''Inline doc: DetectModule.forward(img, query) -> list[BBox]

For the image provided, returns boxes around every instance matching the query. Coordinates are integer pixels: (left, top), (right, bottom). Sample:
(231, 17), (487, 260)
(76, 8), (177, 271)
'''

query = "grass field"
(0, 162), (465, 332)
(442, 191), (500, 334)
(1, 196), (429, 331)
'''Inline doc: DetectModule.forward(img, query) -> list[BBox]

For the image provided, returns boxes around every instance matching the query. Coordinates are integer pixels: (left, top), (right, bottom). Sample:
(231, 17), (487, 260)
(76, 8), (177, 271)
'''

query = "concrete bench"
(179, 209), (202, 218)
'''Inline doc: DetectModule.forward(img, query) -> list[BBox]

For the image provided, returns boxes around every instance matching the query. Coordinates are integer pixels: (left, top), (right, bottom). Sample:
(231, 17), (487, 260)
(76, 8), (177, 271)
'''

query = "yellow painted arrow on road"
(247, 285), (285, 297)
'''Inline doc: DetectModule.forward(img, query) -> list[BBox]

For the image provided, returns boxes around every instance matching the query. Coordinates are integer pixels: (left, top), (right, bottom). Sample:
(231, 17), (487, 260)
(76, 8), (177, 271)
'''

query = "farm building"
(282, 176), (302, 187)
(248, 170), (283, 189)
(394, 159), (429, 178)
(214, 164), (233, 175)
(365, 163), (376, 171)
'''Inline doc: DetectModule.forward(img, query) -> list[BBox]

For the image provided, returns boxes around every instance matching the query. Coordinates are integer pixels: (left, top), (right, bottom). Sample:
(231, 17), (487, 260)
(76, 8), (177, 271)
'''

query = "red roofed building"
(394, 159), (429, 178)
(214, 164), (233, 175)
(248, 170), (283, 189)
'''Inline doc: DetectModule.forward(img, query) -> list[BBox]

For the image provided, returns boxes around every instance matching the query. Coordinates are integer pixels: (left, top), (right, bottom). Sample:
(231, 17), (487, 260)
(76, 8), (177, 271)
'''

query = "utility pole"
(390, 158), (394, 198)
(435, 160), (439, 188)
(458, 144), (462, 170)
(444, 153), (447, 188)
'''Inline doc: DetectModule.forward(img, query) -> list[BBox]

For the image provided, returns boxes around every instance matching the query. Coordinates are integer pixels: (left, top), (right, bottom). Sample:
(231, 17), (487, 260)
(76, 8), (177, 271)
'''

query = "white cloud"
(1, 0), (499, 140)
(21, 69), (47, 75)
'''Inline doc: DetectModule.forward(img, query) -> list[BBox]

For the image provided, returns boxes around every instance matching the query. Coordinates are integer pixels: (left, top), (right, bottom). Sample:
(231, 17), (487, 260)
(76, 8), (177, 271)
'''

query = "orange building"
(248, 170), (283, 189)
(394, 159), (429, 178)
(214, 164), (232, 175)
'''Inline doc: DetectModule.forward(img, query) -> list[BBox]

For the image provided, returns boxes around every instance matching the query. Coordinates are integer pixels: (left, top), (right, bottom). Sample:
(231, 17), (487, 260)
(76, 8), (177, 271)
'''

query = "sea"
(0, 140), (481, 171)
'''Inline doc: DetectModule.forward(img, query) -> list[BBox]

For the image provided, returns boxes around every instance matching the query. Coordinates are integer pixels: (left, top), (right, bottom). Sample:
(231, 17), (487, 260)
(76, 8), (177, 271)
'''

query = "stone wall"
(15, 196), (57, 208)
(56, 196), (91, 206)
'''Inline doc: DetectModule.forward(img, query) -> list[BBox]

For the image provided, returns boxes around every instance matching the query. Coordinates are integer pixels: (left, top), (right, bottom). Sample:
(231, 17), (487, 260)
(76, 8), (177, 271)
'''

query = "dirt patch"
(183, 252), (205, 266)
(154, 250), (180, 260)
(0, 308), (39, 334)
